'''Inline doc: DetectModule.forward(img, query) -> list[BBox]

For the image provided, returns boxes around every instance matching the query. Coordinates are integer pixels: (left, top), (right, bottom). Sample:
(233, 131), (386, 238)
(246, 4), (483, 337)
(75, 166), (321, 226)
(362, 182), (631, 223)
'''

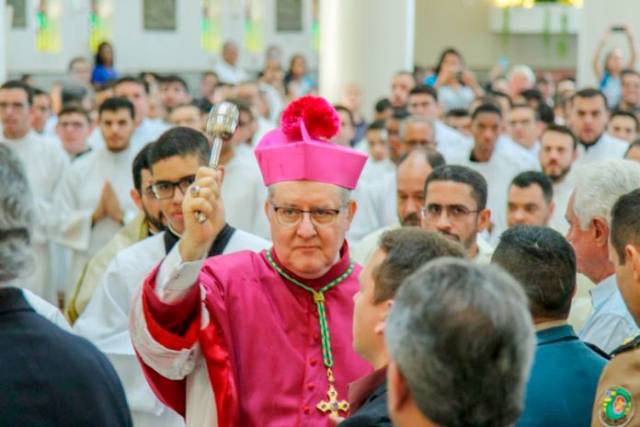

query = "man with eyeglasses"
(0, 80), (69, 302)
(129, 96), (371, 426)
(52, 97), (139, 303)
(420, 164), (494, 263)
(74, 126), (270, 427)
(66, 143), (163, 323)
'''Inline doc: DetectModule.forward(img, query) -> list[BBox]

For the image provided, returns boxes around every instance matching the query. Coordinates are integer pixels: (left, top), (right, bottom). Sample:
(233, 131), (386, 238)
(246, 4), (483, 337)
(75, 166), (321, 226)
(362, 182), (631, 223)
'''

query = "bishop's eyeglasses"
(270, 204), (346, 227)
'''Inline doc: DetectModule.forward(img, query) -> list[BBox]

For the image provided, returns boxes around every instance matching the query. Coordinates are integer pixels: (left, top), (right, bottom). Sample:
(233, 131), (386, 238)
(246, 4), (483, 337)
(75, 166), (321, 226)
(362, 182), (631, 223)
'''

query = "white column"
(319, 0), (414, 119)
(577, 0), (640, 87)
(0, 0), (7, 82)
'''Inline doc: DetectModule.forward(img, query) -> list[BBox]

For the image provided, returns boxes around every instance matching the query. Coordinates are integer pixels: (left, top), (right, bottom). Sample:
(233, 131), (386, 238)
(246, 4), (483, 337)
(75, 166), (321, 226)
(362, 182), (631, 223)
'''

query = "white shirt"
(75, 229), (270, 427)
(1, 131), (69, 301)
(575, 133), (628, 166)
(21, 288), (72, 332)
(359, 158), (395, 187)
(88, 118), (170, 153)
(449, 147), (531, 244)
(434, 121), (473, 162)
(51, 145), (138, 296)
(495, 134), (541, 171)
(578, 274), (639, 354)
(213, 61), (249, 85)
(348, 172), (397, 243)
(549, 174), (574, 236)
(223, 153), (270, 239)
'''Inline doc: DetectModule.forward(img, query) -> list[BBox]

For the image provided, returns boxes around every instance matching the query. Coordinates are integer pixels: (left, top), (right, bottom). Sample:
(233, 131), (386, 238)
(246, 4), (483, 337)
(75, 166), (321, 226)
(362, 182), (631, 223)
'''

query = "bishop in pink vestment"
(130, 96), (371, 426)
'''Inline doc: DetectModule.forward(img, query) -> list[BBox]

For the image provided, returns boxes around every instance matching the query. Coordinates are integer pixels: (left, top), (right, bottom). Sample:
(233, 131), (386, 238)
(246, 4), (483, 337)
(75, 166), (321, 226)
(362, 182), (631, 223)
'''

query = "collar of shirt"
(590, 274), (618, 310)
(347, 366), (387, 415)
(535, 319), (568, 332)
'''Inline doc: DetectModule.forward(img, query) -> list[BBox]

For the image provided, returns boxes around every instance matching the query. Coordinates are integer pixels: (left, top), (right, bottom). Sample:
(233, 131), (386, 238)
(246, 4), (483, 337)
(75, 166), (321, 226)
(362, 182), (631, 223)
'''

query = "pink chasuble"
(137, 243), (371, 427)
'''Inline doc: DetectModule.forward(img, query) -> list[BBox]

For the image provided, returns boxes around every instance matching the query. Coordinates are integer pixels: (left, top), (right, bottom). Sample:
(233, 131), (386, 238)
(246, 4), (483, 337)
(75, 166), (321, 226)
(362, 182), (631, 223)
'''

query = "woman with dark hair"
(593, 25), (638, 108)
(284, 54), (316, 100)
(424, 48), (483, 112)
(92, 41), (118, 85)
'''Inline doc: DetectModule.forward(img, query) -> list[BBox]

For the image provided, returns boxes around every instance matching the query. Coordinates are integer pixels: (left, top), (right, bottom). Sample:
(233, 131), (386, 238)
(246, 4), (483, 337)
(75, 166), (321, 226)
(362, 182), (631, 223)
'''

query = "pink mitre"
(255, 95), (368, 190)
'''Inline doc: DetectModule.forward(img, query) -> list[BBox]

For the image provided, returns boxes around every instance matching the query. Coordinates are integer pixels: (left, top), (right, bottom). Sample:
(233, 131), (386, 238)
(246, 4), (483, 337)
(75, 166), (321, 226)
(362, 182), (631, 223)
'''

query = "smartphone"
(611, 25), (626, 32)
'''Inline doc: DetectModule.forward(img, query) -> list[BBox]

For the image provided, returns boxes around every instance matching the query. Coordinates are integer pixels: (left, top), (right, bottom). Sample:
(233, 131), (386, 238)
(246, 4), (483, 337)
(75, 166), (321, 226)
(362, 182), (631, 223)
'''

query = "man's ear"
(477, 208), (491, 233)
(374, 299), (394, 336)
(346, 199), (357, 225)
(628, 245), (640, 281)
(130, 188), (143, 211)
(592, 217), (610, 247)
(388, 361), (411, 415)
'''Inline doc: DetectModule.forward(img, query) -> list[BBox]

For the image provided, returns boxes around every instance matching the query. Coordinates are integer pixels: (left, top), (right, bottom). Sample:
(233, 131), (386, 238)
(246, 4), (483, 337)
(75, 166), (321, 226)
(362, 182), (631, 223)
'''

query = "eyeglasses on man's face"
(151, 175), (196, 200)
(420, 203), (479, 221)
(270, 204), (346, 227)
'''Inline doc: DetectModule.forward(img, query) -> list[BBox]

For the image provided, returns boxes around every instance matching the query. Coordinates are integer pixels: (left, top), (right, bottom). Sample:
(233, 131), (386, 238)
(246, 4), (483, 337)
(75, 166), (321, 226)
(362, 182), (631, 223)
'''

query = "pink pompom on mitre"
(280, 95), (340, 142)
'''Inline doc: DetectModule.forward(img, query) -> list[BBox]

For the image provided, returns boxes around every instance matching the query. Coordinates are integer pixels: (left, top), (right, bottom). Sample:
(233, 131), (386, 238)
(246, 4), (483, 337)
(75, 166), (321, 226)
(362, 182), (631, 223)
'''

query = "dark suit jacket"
(0, 287), (132, 426)
(517, 324), (607, 427)
(340, 381), (391, 427)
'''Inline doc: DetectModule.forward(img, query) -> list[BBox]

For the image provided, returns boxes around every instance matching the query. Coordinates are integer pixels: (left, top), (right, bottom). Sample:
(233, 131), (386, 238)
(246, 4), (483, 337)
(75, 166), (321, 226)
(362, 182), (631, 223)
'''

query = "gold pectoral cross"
(317, 369), (349, 417)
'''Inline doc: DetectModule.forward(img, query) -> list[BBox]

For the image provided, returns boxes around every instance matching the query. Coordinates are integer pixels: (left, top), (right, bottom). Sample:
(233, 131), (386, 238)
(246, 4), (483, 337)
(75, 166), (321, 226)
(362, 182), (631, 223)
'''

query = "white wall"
(4, 0), (317, 79)
(0, 0), (7, 82)
(319, 0), (414, 118)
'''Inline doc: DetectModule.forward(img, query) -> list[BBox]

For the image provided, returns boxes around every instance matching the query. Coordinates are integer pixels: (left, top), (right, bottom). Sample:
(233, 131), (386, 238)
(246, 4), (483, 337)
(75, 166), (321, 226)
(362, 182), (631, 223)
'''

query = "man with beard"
(390, 71), (415, 113)
(74, 127), (270, 426)
(421, 165), (493, 263)
(506, 171), (555, 229)
(539, 124), (578, 235)
(66, 143), (164, 323)
(352, 149), (445, 265)
(568, 88), (627, 164)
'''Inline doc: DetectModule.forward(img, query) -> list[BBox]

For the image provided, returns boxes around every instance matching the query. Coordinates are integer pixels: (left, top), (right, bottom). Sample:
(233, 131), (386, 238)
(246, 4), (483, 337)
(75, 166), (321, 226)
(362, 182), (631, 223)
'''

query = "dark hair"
(409, 85), (438, 102)
(471, 103), (502, 120)
(132, 143), (154, 192)
(367, 120), (387, 132)
(148, 127), (210, 167)
(538, 103), (555, 125)
(161, 74), (189, 92)
(372, 228), (465, 303)
(626, 139), (640, 157)
(32, 87), (49, 99)
(114, 76), (149, 95)
(611, 189), (640, 262)
(193, 97), (213, 115)
(519, 88), (544, 104)
(488, 90), (513, 109)
(492, 225), (576, 320)
(98, 97), (135, 120)
(95, 41), (113, 67)
(542, 124), (578, 150)
(446, 108), (469, 118)
(58, 104), (91, 123)
(425, 165), (488, 210)
(229, 98), (254, 120)
(398, 149), (446, 170)
(94, 81), (114, 93)
(0, 80), (33, 105)
(61, 83), (90, 106)
(511, 102), (539, 120)
(510, 171), (554, 204)
(333, 105), (354, 127)
(375, 98), (392, 113)
(434, 48), (463, 77)
(621, 69), (640, 80)
(572, 88), (608, 110)
(610, 109), (640, 132)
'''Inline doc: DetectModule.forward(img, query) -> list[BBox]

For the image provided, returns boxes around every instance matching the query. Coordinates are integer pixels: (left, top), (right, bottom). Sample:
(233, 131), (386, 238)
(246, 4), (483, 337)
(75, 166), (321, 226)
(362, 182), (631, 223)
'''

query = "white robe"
(434, 120), (473, 162)
(222, 153), (270, 239)
(549, 174), (574, 236)
(51, 145), (138, 296)
(88, 118), (170, 153)
(74, 229), (270, 427)
(213, 61), (249, 85)
(1, 131), (69, 301)
(575, 133), (628, 165)
(348, 172), (397, 243)
(449, 147), (533, 244)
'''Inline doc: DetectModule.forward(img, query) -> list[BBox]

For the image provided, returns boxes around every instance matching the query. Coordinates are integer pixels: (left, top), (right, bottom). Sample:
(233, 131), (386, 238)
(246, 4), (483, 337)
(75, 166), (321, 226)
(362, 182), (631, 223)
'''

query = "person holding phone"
(593, 25), (638, 108)
(424, 48), (484, 112)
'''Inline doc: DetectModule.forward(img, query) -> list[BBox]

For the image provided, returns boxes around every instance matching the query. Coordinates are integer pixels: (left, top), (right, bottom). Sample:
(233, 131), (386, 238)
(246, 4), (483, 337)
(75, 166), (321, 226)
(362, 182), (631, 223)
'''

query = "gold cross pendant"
(317, 383), (350, 417)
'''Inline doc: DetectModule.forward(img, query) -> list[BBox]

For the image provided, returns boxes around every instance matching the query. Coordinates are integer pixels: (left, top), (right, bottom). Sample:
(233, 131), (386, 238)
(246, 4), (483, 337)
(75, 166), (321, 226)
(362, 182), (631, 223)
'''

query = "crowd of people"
(2, 32), (640, 427)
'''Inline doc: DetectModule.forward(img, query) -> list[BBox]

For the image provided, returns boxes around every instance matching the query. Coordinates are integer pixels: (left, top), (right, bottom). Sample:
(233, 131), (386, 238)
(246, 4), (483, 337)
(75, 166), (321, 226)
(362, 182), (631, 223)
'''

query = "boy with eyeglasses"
(73, 126), (270, 427)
